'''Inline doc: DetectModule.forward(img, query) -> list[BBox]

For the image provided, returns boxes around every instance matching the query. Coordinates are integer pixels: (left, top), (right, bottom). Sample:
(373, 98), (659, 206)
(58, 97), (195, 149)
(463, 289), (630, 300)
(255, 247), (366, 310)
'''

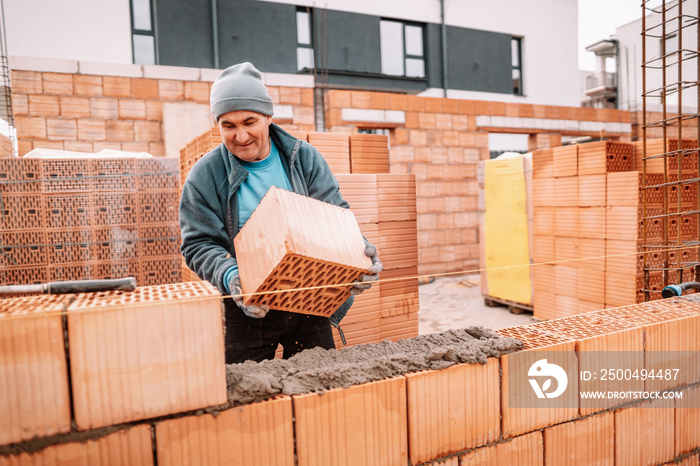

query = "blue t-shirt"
(224, 139), (292, 293)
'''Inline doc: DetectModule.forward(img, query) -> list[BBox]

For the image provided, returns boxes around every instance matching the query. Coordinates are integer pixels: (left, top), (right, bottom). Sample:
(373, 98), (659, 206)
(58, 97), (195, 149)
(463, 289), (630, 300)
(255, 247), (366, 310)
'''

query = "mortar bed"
(225, 326), (523, 405)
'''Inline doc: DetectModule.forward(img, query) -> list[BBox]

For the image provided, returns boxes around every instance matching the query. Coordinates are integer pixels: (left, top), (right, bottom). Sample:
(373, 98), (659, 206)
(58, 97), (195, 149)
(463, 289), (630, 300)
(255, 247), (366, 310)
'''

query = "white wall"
(4, 0), (133, 63)
(616, 1), (698, 113)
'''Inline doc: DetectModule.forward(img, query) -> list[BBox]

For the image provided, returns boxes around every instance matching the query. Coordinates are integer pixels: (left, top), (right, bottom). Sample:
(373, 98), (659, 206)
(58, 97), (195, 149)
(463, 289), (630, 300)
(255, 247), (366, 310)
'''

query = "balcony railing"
(585, 71), (617, 94)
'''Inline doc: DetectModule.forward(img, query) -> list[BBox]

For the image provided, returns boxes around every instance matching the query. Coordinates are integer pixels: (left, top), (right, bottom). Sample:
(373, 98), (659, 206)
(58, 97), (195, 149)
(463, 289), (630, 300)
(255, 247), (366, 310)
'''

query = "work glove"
(351, 240), (383, 295)
(228, 274), (270, 319)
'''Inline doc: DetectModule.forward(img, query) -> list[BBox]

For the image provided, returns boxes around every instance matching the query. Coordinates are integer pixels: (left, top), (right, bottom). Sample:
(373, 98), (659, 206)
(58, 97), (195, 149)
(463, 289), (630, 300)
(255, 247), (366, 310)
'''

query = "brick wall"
(325, 89), (632, 277)
(2, 285), (699, 465)
(10, 66), (315, 157)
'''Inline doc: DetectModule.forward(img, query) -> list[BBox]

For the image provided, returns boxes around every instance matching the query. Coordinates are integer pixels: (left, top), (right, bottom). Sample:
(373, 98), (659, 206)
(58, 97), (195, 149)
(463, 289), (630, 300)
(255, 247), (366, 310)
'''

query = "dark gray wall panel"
(446, 27), (512, 94)
(325, 10), (381, 74)
(327, 73), (425, 93)
(217, 0), (297, 73)
(425, 23), (443, 90)
(155, 0), (214, 68)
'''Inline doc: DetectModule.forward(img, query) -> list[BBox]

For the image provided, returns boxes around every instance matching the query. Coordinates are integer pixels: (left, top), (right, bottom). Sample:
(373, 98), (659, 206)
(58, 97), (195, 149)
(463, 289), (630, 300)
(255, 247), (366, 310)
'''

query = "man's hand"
(229, 274), (270, 319)
(351, 240), (383, 295)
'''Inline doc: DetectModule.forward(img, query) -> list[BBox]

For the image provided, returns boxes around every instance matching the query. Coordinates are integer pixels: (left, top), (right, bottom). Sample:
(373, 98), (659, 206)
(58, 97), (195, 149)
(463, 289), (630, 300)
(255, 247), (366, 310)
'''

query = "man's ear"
(265, 115), (272, 125)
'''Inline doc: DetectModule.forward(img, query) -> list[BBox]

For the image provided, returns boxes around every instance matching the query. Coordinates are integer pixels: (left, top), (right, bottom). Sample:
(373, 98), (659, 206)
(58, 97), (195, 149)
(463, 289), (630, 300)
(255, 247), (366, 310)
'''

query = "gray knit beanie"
(210, 62), (274, 121)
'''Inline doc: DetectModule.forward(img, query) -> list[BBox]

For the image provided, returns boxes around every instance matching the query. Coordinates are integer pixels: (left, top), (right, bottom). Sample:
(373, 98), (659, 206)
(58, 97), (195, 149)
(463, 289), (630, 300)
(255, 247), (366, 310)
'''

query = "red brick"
(41, 72), (73, 95)
(77, 118), (106, 141)
(146, 100), (163, 120)
(418, 112), (436, 129)
(32, 139), (64, 151)
(278, 86), (302, 105)
(17, 139), (32, 156)
(46, 118), (77, 140)
(543, 412), (614, 465)
(159, 80), (185, 100)
(369, 91), (389, 109)
(67, 282), (227, 429)
(458, 432), (543, 465)
(644, 315), (700, 392)
(0, 425), (153, 465)
(676, 384), (700, 456)
(388, 93), (408, 111)
(132, 78), (160, 99)
(60, 95), (90, 118)
(0, 295), (72, 445)
(424, 97), (442, 113)
(148, 142), (166, 157)
(11, 93), (28, 116)
(184, 81), (210, 102)
(294, 377), (407, 466)
(615, 398), (675, 465)
(90, 97), (119, 119)
(119, 99), (147, 119)
(350, 90), (370, 108)
(64, 140), (94, 152)
(15, 116), (47, 139)
(156, 397), (294, 466)
(489, 101), (506, 116)
(234, 187), (371, 316)
(134, 120), (161, 142)
(28, 94), (60, 116)
(407, 95), (425, 112)
(11, 70), (42, 93)
(103, 76), (132, 98)
(122, 141), (150, 152)
(442, 98), (460, 114)
(94, 141), (122, 151)
(73, 74), (103, 96)
(406, 360), (499, 464)
(301, 88), (314, 107)
(106, 120), (135, 141)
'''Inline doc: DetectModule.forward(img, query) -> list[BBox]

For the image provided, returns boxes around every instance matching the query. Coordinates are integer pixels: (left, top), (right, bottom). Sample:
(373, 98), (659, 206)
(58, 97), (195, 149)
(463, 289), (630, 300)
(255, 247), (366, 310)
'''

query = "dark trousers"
(223, 298), (336, 364)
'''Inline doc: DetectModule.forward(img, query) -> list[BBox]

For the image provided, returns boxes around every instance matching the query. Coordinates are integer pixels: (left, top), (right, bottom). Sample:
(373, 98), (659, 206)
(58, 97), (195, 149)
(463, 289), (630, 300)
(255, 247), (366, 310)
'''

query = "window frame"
(130, 0), (158, 65)
(296, 7), (315, 71)
(511, 37), (523, 96)
(380, 19), (426, 79)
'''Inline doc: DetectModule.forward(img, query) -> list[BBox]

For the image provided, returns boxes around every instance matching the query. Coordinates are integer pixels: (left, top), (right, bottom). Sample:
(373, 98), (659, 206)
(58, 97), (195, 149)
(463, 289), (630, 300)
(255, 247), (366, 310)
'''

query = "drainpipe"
(441, 0), (448, 97)
(211, 0), (220, 68)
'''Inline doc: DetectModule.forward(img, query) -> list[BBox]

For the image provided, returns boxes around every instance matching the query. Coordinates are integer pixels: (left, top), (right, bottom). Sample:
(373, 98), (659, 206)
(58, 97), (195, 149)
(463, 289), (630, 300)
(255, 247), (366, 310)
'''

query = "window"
(511, 37), (523, 95)
(131, 0), (156, 65)
(380, 20), (425, 78)
(297, 8), (314, 71)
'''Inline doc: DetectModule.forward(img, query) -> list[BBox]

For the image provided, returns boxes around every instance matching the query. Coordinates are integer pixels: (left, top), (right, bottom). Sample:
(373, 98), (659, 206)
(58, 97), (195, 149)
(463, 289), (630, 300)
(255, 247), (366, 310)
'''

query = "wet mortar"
(225, 326), (523, 405)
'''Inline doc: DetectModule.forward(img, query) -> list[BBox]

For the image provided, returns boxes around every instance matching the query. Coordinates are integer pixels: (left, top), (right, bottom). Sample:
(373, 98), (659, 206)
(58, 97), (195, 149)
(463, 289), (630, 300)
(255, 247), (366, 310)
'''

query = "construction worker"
(180, 62), (382, 364)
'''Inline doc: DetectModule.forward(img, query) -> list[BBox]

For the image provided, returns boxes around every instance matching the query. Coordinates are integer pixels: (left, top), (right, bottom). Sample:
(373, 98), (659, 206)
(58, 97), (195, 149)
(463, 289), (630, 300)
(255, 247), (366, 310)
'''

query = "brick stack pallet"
(532, 139), (699, 320)
(0, 154), (181, 290)
(179, 128), (419, 347)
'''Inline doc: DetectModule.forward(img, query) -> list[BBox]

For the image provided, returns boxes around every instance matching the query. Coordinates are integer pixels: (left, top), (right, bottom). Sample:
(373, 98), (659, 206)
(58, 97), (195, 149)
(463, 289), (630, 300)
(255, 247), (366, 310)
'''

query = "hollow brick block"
(498, 338), (578, 438)
(405, 359), (500, 464)
(643, 314), (700, 392)
(0, 295), (71, 446)
(676, 384), (700, 456)
(578, 141), (633, 174)
(553, 145), (577, 177)
(377, 174), (416, 222)
(67, 282), (226, 430)
(380, 266), (419, 318)
(349, 133), (389, 174)
(615, 398), (675, 466)
(458, 431), (543, 466)
(543, 412), (614, 465)
(0, 425), (153, 466)
(379, 311), (418, 342)
(293, 377), (407, 466)
(156, 396), (294, 466)
(234, 187), (371, 317)
(334, 174), (378, 225)
(332, 317), (380, 348)
(308, 132), (350, 175)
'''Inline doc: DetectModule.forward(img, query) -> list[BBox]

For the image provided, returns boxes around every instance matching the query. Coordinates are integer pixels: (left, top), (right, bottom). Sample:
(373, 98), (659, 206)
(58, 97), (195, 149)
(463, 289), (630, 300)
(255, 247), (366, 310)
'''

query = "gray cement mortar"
(225, 326), (523, 405)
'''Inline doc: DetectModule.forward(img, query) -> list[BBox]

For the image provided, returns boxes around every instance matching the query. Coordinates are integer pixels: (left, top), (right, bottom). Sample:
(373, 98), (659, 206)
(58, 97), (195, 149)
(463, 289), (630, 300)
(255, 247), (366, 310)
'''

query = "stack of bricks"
(0, 134), (12, 157)
(0, 154), (181, 289)
(178, 128), (418, 348)
(532, 141), (635, 319)
(3, 284), (699, 465)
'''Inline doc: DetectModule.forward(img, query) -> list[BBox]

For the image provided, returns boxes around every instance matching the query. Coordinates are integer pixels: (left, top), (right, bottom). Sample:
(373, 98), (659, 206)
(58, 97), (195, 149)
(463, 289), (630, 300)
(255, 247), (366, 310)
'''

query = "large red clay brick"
(42, 72), (74, 95)
(405, 360), (500, 464)
(156, 396), (294, 466)
(543, 412), (614, 465)
(615, 398), (675, 466)
(0, 425), (153, 465)
(103, 76), (132, 98)
(643, 314), (700, 392)
(67, 282), (227, 430)
(0, 295), (71, 446)
(293, 377), (407, 466)
(676, 384), (700, 456)
(73, 75), (103, 97)
(234, 187), (371, 317)
(458, 431), (543, 465)
(308, 132), (350, 175)
(11, 70), (42, 94)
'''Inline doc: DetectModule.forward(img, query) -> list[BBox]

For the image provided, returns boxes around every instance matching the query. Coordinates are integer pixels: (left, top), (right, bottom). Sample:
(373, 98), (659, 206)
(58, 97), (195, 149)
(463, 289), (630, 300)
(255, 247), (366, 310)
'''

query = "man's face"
(218, 110), (272, 162)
